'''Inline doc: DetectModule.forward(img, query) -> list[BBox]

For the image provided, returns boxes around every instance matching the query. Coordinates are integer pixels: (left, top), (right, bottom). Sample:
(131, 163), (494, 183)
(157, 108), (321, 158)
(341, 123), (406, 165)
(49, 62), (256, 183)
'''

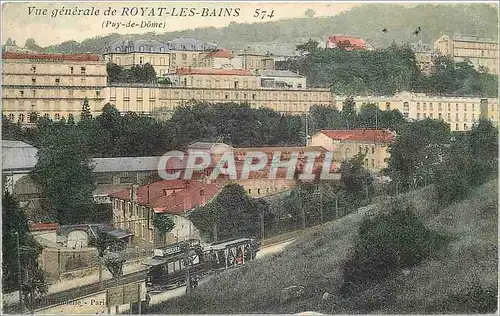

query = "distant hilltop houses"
(1, 34), (498, 132)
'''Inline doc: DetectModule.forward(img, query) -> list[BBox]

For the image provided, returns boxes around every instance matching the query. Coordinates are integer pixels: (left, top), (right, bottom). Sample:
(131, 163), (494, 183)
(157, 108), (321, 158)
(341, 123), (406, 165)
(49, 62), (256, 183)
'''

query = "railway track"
(33, 270), (147, 311)
(33, 238), (295, 312)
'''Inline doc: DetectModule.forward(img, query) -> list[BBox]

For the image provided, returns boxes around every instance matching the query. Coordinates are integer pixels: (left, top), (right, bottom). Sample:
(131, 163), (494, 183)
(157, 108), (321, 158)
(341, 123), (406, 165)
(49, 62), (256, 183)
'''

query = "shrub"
(340, 199), (450, 296)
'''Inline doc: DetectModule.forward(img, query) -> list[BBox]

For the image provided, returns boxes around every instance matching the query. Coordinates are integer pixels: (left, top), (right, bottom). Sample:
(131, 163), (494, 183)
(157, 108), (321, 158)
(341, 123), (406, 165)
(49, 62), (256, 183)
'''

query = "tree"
(88, 229), (125, 257)
(80, 97), (92, 121)
(304, 9), (316, 18)
(309, 105), (343, 134)
(387, 119), (451, 190)
(24, 38), (41, 51)
(189, 184), (266, 241)
(296, 38), (320, 55)
(2, 192), (47, 305)
(153, 213), (175, 240)
(30, 124), (96, 224)
(338, 153), (374, 205)
(341, 96), (358, 129)
(106, 63), (123, 84)
(102, 252), (126, 284)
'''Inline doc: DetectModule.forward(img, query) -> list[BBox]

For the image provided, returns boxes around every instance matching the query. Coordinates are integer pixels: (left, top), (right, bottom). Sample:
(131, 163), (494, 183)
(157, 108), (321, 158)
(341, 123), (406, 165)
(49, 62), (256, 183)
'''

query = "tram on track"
(144, 237), (260, 291)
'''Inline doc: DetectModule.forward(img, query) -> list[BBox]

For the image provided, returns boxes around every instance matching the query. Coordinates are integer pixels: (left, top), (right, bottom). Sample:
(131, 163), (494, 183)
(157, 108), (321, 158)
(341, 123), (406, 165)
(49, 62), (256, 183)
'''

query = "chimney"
(131, 184), (139, 203)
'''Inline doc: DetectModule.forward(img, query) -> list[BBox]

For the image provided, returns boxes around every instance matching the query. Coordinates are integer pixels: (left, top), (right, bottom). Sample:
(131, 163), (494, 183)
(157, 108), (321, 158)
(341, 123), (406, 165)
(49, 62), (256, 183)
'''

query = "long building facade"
(2, 52), (107, 123)
(434, 34), (499, 75)
(333, 92), (499, 132)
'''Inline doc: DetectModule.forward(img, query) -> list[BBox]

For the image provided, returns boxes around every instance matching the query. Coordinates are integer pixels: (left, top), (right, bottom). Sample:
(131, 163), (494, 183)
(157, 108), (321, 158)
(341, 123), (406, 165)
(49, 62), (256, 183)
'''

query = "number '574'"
(254, 9), (275, 19)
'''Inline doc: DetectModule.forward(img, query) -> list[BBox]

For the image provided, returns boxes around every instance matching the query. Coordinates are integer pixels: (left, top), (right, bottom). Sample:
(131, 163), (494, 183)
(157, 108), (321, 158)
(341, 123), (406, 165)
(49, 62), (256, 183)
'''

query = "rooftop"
(175, 67), (253, 76)
(206, 49), (233, 59)
(327, 35), (369, 51)
(2, 140), (38, 171)
(318, 129), (396, 144)
(92, 156), (161, 173)
(2, 52), (101, 61)
(108, 180), (221, 215)
(258, 70), (304, 78)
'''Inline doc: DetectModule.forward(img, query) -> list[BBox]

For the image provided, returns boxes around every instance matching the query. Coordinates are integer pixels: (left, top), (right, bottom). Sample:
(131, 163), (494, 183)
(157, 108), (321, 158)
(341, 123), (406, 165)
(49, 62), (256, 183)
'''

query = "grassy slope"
(149, 179), (498, 314)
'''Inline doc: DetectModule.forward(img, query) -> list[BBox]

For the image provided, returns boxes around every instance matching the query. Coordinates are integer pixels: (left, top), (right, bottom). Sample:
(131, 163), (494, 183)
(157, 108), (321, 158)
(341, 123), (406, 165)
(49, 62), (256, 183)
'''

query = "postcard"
(1, 1), (498, 315)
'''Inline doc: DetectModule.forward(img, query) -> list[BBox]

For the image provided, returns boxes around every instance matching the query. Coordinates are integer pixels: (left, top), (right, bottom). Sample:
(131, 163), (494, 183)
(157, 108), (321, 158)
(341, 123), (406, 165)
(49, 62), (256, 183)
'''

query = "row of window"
(416, 112), (476, 121)
(7, 89), (100, 98)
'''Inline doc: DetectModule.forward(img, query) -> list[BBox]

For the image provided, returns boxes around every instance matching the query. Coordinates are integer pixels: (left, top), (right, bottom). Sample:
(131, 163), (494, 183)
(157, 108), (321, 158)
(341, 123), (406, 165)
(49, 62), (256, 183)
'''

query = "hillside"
(148, 179), (498, 314)
(20, 4), (499, 55)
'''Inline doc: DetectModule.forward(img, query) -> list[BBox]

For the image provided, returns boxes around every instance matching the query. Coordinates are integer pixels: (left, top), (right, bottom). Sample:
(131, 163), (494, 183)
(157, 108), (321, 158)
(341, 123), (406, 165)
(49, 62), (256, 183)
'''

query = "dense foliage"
(30, 118), (96, 225)
(2, 192), (47, 300)
(309, 100), (407, 134)
(107, 62), (158, 84)
(188, 183), (273, 241)
(283, 45), (497, 97)
(153, 213), (176, 235)
(340, 199), (450, 296)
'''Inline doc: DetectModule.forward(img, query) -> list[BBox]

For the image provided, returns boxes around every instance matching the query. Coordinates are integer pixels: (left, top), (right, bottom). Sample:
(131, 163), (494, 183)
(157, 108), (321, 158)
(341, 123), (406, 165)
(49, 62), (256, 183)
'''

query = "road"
(35, 239), (295, 314)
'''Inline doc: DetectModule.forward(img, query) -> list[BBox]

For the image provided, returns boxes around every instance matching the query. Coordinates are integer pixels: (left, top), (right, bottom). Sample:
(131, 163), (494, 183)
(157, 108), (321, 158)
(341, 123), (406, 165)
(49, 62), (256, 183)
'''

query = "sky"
(1, 2), (362, 47)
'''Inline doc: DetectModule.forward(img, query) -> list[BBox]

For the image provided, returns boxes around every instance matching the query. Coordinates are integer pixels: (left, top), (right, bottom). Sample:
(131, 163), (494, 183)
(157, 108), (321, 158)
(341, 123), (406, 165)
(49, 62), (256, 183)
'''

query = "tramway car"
(144, 237), (260, 290)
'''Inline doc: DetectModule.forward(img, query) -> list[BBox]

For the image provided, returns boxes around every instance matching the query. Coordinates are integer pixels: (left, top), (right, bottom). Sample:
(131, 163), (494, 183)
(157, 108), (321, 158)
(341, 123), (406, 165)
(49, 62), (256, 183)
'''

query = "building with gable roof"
(108, 180), (221, 248)
(310, 129), (396, 172)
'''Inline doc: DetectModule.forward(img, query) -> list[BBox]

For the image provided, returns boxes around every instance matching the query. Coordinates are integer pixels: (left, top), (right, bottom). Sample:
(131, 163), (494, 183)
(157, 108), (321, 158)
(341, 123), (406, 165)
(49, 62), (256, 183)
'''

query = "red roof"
(207, 49), (233, 59)
(2, 52), (101, 62)
(320, 129), (395, 144)
(108, 180), (221, 215)
(328, 35), (367, 51)
(175, 67), (253, 76)
(29, 222), (59, 231)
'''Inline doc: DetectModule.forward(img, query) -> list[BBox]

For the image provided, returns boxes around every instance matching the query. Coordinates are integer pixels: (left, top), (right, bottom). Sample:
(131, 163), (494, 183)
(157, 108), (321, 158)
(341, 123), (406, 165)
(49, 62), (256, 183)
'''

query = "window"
(423, 113), (427, 118)
(417, 112), (420, 119)
(464, 104), (467, 111)
(31, 78), (36, 84)
(70, 66), (74, 74)
(32, 90), (36, 97)
(404, 112), (409, 118)
(438, 103), (442, 111)
(150, 57), (154, 64)
(139, 46), (144, 52)
(371, 146), (375, 154)
(234, 81), (239, 89)
(160, 47), (164, 52)
(139, 57), (144, 65)
(182, 54), (187, 60)
(8, 114), (14, 120)
(19, 90), (24, 97)
(252, 94), (256, 100)
(423, 103), (427, 110)
(430, 113), (434, 118)
(448, 103), (451, 111)
(447, 113), (451, 121)
(55, 78), (60, 84)
(31, 65), (36, 73)
(416, 102), (420, 110)
(171, 54), (176, 60)
(358, 146), (362, 153)
(403, 102), (409, 109)
(464, 123), (468, 130)
(81, 78), (86, 85)
(371, 159), (375, 167)
(429, 103), (433, 110)
(68, 90), (74, 98)
(438, 113), (442, 119)
(455, 113), (459, 121)
(385, 102), (391, 110)
(81, 67), (86, 74)
(225, 94), (229, 100)
(96, 90), (100, 97)
(18, 114), (24, 122)
(455, 123), (459, 130)
(456, 103), (459, 111)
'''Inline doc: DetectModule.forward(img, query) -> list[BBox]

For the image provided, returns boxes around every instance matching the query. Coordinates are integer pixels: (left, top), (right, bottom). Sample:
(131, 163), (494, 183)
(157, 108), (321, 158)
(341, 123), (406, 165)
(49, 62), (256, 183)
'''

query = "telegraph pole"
(15, 232), (23, 307)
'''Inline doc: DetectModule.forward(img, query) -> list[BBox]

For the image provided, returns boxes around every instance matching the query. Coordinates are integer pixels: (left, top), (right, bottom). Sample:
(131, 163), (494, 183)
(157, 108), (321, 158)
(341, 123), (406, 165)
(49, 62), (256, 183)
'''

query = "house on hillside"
(108, 180), (222, 248)
(310, 129), (395, 172)
(325, 35), (374, 51)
